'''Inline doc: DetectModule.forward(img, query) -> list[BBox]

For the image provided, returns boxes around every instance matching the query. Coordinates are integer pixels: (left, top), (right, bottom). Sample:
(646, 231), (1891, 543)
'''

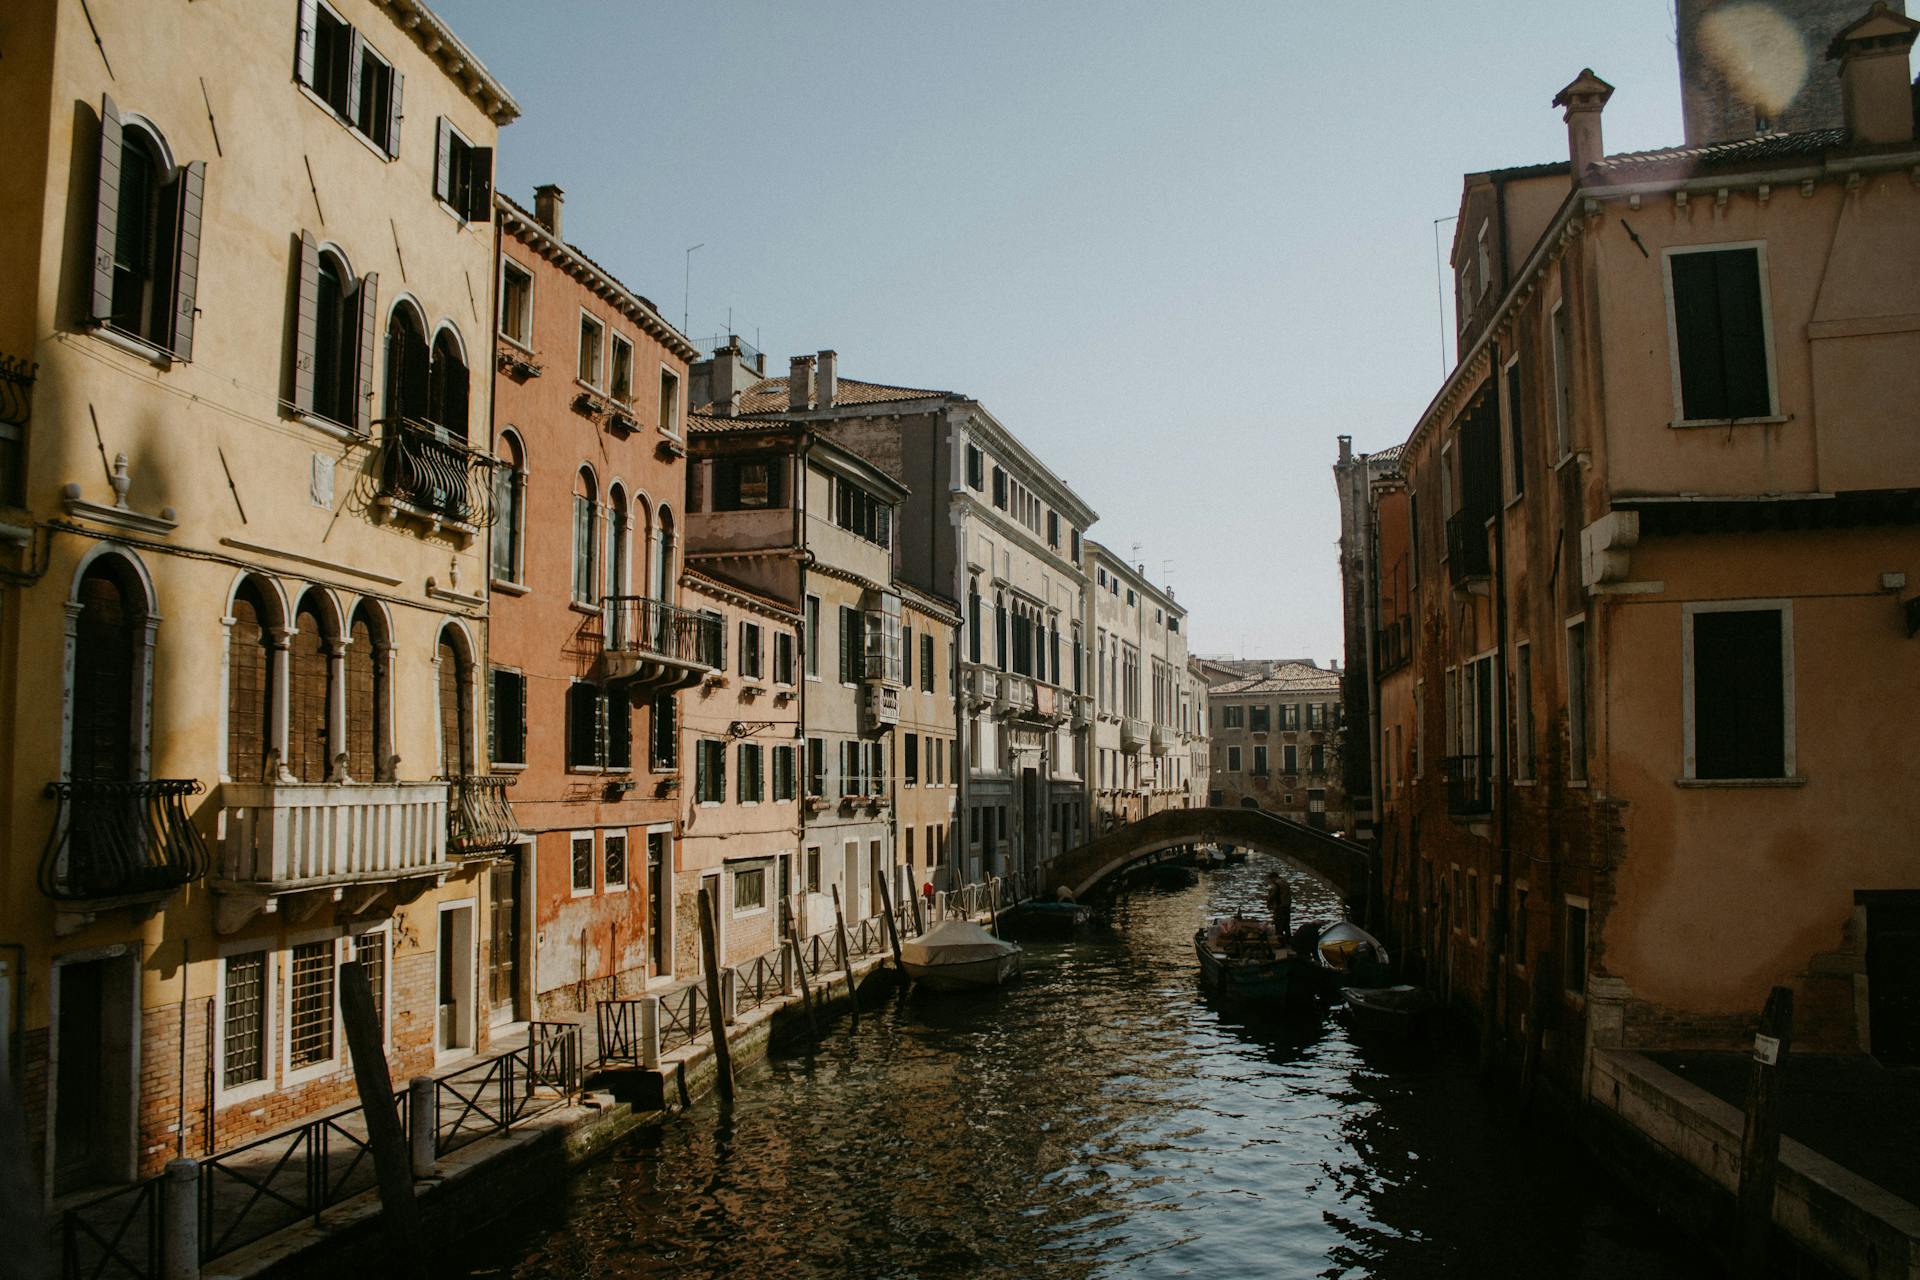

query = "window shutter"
(1715, 250), (1769, 418)
(295, 0), (319, 87)
(466, 146), (493, 222)
(434, 119), (452, 205)
(1671, 252), (1728, 420)
(91, 95), (123, 325)
(385, 69), (404, 157)
(293, 231), (319, 414)
(345, 30), (365, 129)
(351, 270), (378, 433)
(170, 161), (205, 361)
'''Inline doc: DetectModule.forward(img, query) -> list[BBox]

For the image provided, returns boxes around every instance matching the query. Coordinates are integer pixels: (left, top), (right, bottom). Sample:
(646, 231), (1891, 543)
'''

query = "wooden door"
(438, 635), (468, 775)
(346, 611), (378, 780)
(72, 566), (135, 783)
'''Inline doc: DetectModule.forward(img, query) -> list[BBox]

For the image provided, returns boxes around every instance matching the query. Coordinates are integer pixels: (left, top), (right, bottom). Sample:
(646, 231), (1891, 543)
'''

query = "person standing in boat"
(1265, 872), (1292, 933)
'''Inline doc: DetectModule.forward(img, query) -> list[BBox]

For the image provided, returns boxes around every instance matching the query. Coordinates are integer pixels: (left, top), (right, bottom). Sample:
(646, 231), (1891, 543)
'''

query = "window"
(1222, 705), (1244, 729)
(695, 739), (725, 803)
(490, 668), (526, 766)
(659, 368), (681, 436)
(287, 596), (335, 783)
(604, 692), (631, 770)
(1226, 745), (1242, 773)
(1310, 745), (1325, 774)
(839, 606), (861, 684)
(566, 682), (601, 769)
(499, 259), (532, 347)
(1564, 899), (1589, 998)
(992, 466), (1007, 509)
(1468, 871), (1481, 939)
(904, 734), (919, 786)
(738, 743), (764, 802)
(713, 455), (784, 510)
(288, 940), (336, 1070)
(921, 632), (935, 692)
(967, 579), (982, 665)
(353, 930), (387, 1038)
(804, 846), (822, 893)
(571, 833), (595, 894)
(650, 694), (677, 772)
(1476, 221), (1491, 299)
(426, 327), (470, 438)
(1047, 510), (1060, 549)
(966, 444), (984, 490)
(292, 241), (376, 429)
(572, 469), (598, 604)
(806, 737), (825, 797)
(1070, 529), (1082, 562)
(1249, 706), (1271, 733)
(295, 3), (402, 154)
(226, 578), (275, 784)
(1667, 246), (1773, 422)
(491, 432), (526, 582)
(773, 745), (796, 801)
(1282, 744), (1296, 774)
(1505, 359), (1525, 498)
(733, 866), (766, 913)
(1686, 604), (1790, 780)
(604, 834), (628, 891)
(1565, 619), (1589, 783)
(1551, 302), (1573, 460)
(902, 626), (914, 687)
(774, 632), (795, 685)
(1253, 745), (1269, 776)
(221, 950), (269, 1090)
(578, 314), (605, 388)
(1515, 644), (1534, 781)
(804, 596), (821, 678)
(609, 334), (634, 402)
(433, 118), (492, 222)
(1514, 887), (1530, 967)
(740, 622), (763, 680)
(91, 103), (203, 359)
(833, 479), (891, 547)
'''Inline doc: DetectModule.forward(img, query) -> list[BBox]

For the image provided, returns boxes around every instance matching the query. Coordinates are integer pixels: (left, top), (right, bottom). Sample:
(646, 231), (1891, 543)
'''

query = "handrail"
(600, 595), (725, 669)
(435, 1022), (580, 1156)
(442, 773), (521, 858)
(39, 778), (208, 902)
(374, 417), (498, 528)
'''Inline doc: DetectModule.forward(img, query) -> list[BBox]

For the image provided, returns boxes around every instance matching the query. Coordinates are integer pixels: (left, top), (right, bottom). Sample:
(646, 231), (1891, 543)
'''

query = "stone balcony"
(1121, 717), (1150, 752)
(1150, 724), (1170, 756)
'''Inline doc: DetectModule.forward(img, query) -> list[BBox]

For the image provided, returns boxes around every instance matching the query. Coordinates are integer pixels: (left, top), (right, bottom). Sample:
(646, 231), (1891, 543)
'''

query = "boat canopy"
(901, 920), (1019, 967)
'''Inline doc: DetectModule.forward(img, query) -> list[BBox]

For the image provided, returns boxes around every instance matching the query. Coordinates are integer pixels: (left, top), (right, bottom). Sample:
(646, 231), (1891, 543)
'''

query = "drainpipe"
(1357, 458), (1384, 920)
(795, 432), (813, 928)
(1481, 337), (1515, 1077)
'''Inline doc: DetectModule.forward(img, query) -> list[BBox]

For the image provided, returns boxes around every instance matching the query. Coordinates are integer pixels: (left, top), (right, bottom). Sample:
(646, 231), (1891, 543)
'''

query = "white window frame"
(608, 331), (635, 403)
(577, 309), (606, 391)
(498, 256), (534, 351)
(657, 363), (683, 440)
(569, 829), (597, 897)
(1226, 745), (1241, 774)
(1660, 240), (1780, 428)
(1563, 894), (1591, 1007)
(433, 116), (481, 223)
(1476, 221), (1491, 299)
(604, 830), (630, 894)
(214, 940), (277, 1103)
(1680, 598), (1795, 782)
(281, 931), (344, 1087)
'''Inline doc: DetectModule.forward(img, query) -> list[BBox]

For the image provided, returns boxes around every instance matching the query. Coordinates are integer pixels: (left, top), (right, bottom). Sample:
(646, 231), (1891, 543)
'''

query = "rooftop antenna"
(682, 242), (705, 337)
(1433, 216), (1457, 379)
(1132, 541), (1143, 575)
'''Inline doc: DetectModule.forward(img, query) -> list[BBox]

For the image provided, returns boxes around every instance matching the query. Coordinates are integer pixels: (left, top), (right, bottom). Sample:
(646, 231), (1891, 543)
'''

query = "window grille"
(604, 835), (628, 888)
(288, 941), (336, 1069)
(354, 932), (386, 1037)
(223, 951), (267, 1087)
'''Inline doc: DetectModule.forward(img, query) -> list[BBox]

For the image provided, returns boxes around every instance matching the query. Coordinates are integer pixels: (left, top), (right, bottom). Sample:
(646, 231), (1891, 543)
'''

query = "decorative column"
(269, 626), (295, 782)
(326, 635), (349, 781)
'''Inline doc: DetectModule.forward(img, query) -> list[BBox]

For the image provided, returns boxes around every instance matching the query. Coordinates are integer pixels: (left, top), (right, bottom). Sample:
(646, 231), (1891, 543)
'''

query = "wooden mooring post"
(1735, 985), (1793, 1271)
(831, 884), (859, 1026)
(697, 887), (735, 1103)
(783, 906), (820, 1043)
(339, 959), (428, 1275)
(876, 867), (907, 974)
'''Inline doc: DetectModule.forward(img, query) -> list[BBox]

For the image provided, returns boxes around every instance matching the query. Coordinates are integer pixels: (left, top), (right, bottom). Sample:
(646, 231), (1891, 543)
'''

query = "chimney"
(533, 184), (565, 238)
(788, 355), (815, 411)
(1828, 2), (1920, 145)
(1337, 435), (1353, 464)
(1553, 69), (1616, 180)
(817, 350), (838, 409)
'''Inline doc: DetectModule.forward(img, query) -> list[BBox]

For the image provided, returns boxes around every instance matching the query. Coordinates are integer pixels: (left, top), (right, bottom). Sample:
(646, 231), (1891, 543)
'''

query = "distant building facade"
(1206, 663), (1348, 830)
(1084, 542), (1199, 830)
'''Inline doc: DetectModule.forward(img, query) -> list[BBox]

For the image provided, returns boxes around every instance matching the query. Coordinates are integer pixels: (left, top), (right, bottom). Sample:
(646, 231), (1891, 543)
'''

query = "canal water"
(470, 858), (1712, 1279)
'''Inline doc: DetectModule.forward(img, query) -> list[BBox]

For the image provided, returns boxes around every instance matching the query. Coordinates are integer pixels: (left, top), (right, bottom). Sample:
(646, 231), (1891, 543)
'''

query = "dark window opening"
(1692, 608), (1786, 779)
(1670, 247), (1771, 421)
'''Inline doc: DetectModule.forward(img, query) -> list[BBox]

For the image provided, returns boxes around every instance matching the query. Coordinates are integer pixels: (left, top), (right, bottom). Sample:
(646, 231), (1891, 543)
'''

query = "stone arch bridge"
(1043, 806), (1373, 912)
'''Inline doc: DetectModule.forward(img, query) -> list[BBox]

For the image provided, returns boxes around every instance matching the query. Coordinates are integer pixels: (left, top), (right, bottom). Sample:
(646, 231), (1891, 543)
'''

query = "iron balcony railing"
(375, 418), (498, 528)
(1444, 753), (1494, 816)
(602, 595), (724, 670)
(1445, 511), (1492, 586)
(444, 774), (521, 858)
(40, 778), (209, 902)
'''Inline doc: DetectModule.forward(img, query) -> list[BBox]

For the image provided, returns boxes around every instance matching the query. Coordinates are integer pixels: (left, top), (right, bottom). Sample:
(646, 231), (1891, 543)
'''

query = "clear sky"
(435, 0), (1688, 661)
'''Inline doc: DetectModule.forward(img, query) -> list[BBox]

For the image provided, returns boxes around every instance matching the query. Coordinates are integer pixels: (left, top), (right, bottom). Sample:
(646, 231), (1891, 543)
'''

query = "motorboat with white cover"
(900, 920), (1023, 991)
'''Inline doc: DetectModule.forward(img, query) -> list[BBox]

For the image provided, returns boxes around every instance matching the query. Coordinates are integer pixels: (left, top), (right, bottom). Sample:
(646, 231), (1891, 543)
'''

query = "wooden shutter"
(345, 30), (365, 126)
(385, 69), (404, 157)
(466, 147), (493, 222)
(227, 587), (272, 783)
(606, 693), (631, 769)
(293, 231), (319, 414)
(352, 270), (378, 432)
(169, 161), (205, 361)
(288, 603), (331, 782)
(434, 119), (452, 205)
(345, 613), (377, 781)
(1714, 250), (1769, 419)
(91, 95), (124, 324)
(439, 636), (467, 774)
(295, 0), (319, 86)
(72, 567), (135, 783)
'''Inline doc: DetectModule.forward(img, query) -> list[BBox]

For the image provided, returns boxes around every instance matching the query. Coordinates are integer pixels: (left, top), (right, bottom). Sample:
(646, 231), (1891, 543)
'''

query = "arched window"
(572, 467), (598, 605)
(287, 594), (335, 783)
(994, 590), (1008, 672)
(384, 302), (429, 421)
(311, 249), (360, 426)
(345, 603), (388, 782)
(71, 558), (147, 783)
(608, 485), (630, 597)
(653, 506), (675, 601)
(428, 327), (469, 440)
(438, 629), (473, 775)
(968, 577), (981, 664)
(106, 122), (176, 344)
(226, 579), (276, 783)
(490, 431), (526, 584)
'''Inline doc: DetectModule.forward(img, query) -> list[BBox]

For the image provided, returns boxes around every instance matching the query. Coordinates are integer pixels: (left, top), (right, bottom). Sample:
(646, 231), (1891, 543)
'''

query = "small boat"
(1193, 916), (1304, 1002)
(1004, 899), (1093, 938)
(1143, 861), (1200, 889)
(1341, 984), (1439, 1041)
(901, 920), (1023, 990)
(1314, 920), (1394, 990)
(1220, 846), (1249, 865)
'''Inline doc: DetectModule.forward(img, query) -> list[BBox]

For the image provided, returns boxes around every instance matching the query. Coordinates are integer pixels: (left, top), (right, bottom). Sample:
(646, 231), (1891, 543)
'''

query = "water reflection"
(473, 859), (1712, 1279)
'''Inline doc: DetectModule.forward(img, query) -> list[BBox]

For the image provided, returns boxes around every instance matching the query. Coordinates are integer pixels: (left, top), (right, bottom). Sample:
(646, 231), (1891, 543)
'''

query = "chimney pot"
(817, 350), (838, 409)
(532, 184), (565, 238)
(788, 355), (816, 411)
(1827, 2), (1920, 146)
(1553, 69), (1616, 180)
